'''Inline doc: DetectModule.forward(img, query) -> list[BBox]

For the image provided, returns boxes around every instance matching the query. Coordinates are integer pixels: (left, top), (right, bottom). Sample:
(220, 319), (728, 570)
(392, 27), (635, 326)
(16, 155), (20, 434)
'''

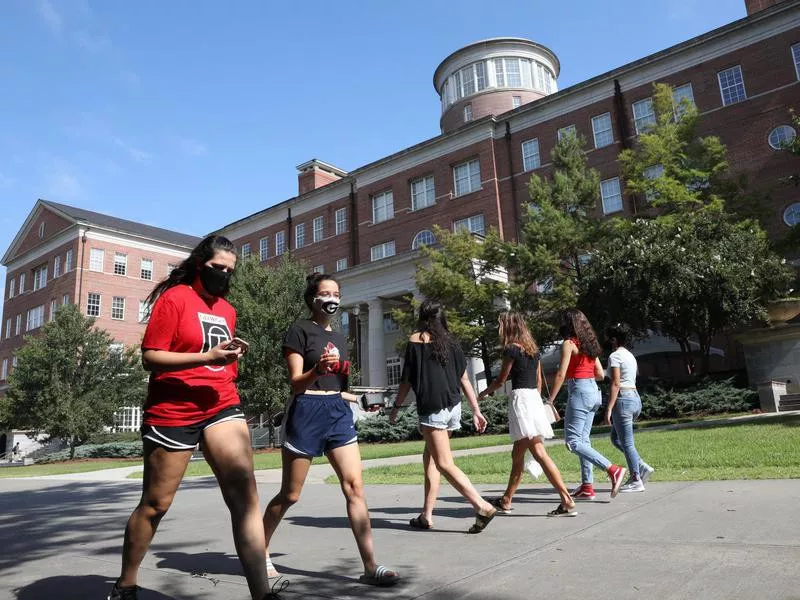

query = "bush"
(37, 441), (143, 463)
(459, 395), (509, 436)
(83, 431), (141, 445)
(639, 377), (757, 419)
(356, 405), (421, 443)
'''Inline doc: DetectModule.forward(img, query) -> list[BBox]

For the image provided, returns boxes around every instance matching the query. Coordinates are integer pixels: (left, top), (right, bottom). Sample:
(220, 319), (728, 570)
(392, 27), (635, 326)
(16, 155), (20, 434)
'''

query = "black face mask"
(199, 265), (231, 297)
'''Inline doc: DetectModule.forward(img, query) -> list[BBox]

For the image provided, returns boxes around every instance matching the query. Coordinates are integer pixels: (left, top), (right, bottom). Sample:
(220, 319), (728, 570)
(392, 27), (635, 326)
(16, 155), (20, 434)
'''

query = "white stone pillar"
(367, 298), (387, 388)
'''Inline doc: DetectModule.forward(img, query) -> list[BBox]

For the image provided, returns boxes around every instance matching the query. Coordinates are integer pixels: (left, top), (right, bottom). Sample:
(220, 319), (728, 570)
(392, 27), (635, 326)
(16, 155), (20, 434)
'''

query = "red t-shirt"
(565, 337), (596, 379)
(141, 283), (240, 426)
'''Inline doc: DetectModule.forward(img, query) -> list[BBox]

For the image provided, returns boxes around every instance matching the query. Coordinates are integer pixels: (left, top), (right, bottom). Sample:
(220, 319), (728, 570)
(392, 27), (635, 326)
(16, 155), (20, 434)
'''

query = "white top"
(608, 347), (638, 388)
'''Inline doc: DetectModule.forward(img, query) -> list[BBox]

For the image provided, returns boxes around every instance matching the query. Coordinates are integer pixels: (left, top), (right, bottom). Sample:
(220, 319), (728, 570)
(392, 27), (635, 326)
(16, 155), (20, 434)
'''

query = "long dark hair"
(604, 323), (631, 348)
(417, 300), (454, 365)
(303, 272), (339, 311)
(560, 308), (602, 359)
(146, 235), (236, 306)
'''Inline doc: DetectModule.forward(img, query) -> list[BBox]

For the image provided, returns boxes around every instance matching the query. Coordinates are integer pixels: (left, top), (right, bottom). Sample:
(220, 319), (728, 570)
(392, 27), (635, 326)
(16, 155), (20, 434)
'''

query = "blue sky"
(0, 0), (746, 316)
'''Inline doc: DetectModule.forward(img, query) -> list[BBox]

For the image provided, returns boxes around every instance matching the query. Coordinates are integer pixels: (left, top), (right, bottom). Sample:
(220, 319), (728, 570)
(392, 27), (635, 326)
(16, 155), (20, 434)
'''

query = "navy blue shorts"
(283, 393), (357, 458)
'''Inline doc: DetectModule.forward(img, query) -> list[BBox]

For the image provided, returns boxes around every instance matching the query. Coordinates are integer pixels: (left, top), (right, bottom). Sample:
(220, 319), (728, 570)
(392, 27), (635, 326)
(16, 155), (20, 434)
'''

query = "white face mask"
(314, 296), (341, 315)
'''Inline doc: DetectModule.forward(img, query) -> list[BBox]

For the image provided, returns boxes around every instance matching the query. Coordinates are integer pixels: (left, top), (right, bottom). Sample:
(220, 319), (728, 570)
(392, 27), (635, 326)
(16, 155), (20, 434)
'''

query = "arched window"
(769, 125), (797, 150)
(412, 230), (436, 250)
(784, 203), (800, 227)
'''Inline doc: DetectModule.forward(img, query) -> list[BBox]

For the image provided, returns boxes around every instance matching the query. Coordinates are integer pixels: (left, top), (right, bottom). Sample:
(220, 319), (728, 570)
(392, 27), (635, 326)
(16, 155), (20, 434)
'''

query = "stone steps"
(779, 394), (800, 412)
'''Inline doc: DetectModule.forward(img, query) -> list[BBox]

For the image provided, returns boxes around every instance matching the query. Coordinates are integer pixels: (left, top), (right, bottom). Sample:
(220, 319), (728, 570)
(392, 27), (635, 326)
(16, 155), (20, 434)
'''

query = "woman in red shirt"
(547, 308), (627, 501)
(109, 235), (277, 600)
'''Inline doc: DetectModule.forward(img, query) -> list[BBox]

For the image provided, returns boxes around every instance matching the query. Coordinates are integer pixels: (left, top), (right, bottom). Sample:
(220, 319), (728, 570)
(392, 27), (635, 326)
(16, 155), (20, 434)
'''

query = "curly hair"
(560, 308), (602, 359)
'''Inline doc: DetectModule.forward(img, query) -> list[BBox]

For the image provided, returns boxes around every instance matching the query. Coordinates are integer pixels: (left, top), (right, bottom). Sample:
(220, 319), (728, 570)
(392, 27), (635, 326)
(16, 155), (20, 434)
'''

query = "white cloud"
(172, 135), (208, 157)
(112, 137), (152, 164)
(45, 161), (84, 200)
(75, 31), (111, 53)
(38, 0), (62, 34)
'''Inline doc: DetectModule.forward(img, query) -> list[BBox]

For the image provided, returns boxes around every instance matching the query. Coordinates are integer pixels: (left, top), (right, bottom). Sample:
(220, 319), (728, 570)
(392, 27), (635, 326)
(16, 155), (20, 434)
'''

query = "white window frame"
(643, 164), (665, 202)
(591, 113), (614, 148)
(386, 356), (402, 387)
(65, 249), (73, 272)
(241, 243), (251, 259)
(335, 208), (347, 235)
(313, 216), (324, 243)
(275, 231), (286, 256)
(512, 95), (522, 108)
(632, 98), (656, 135)
(38, 222), (45, 238)
(49, 299), (57, 322)
(463, 104), (473, 122)
(140, 258), (153, 281)
(453, 159), (481, 197)
(26, 305), (44, 331)
(371, 190), (394, 224)
(87, 293), (101, 317)
(111, 296), (125, 321)
(600, 177), (624, 214)
(412, 230), (436, 250)
(558, 125), (577, 142)
(672, 83), (695, 118)
(15, 314), (21, 335)
(313, 265), (324, 274)
(454, 214), (486, 236)
(32, 265), (47, 291)
(522, 138), (541, 171)
(718, 65), (746, 106)
(410, 175), (436, 211)
(89, 248), (104, 272)
(8, 278), (14, 299)
(5, 318), (11, 339)
(138, 300), (151, 323)
(62, 294), (69, 305)
(295, 223), (306, 249)
(1, 359), (7, 381)
(792, 44), (800, 81)
(53, 255), (61, 278)
(768, 125), (797, 150)
(383, 313), (399, 333)
(336, 258), (348, 272)
(113, 252), (127, 276)
(259, 237), (269, 261)
(19, 272), (25, 293)
(370, 241), (396, 262)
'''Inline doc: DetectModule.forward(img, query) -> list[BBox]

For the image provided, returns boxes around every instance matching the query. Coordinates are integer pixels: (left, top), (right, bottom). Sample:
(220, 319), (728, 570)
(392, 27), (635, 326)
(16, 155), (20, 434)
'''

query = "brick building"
(214, 0), (800, 389)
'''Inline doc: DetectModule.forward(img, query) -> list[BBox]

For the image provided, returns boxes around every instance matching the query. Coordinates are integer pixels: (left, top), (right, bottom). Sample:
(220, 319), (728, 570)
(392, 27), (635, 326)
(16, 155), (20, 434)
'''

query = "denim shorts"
(419, 403), (462, 431)
(283, 393), (358, 458)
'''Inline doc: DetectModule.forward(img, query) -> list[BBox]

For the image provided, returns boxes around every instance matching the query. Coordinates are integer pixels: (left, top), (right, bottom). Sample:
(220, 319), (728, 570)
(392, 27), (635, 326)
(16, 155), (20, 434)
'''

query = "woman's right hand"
(473, 410), (488, 433)
(316, 350), (339, 374)
(205, 341), (243, 366)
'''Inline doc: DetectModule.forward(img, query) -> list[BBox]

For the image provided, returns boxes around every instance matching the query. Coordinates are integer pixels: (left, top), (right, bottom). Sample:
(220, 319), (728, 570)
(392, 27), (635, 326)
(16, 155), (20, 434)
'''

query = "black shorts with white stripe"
(141, 405), (246, 451)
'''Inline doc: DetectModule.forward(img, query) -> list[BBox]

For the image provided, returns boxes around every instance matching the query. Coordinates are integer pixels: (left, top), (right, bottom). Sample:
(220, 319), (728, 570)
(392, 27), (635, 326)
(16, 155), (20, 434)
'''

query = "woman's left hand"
(473, 411), (488, 434)
(604, 411), (612, 426)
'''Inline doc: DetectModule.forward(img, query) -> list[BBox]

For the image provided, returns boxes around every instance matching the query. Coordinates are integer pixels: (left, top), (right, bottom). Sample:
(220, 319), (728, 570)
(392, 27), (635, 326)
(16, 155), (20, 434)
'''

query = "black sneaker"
(108, 580), (139, 600)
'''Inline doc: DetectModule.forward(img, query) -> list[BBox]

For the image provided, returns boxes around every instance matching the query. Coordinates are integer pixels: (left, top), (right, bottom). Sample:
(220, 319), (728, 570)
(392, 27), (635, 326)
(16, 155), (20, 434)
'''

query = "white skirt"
(508, 388), (554, 441)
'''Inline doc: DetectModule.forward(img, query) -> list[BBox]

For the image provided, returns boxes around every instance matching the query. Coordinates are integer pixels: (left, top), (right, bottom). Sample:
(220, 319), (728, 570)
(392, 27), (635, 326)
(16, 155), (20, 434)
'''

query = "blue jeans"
(564, 378), (611, 484)
(611, 390), (644, 479)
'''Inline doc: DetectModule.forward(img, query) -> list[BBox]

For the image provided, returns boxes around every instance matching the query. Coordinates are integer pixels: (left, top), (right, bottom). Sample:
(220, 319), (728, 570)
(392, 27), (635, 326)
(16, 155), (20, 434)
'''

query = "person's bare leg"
(419, 440), (441, 525)
(262, 448), (312, 556)
(497, 440), (527, 509)
(530, 437), (575, 508)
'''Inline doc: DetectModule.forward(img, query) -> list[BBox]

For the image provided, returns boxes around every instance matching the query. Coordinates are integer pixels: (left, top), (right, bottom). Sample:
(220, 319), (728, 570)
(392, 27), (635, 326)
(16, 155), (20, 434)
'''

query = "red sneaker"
(571, 484), (596, 501)
(608, 465), (628, 499)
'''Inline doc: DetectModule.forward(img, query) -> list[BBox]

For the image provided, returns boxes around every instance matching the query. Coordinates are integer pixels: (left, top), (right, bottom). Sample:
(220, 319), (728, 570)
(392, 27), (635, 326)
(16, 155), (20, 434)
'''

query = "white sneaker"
(640, 464), (655, 484)
(619, 478), (645, 493)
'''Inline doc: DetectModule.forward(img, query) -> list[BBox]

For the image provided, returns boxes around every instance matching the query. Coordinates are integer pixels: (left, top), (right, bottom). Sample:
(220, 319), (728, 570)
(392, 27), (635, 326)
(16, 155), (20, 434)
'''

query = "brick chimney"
(297, 159), (347, 195)
(745, 0), (788, 14)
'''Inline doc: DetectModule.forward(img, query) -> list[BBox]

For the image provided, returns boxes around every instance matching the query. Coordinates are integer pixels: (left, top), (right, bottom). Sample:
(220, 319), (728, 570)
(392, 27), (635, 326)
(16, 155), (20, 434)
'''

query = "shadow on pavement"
(13, 575), (176, 600)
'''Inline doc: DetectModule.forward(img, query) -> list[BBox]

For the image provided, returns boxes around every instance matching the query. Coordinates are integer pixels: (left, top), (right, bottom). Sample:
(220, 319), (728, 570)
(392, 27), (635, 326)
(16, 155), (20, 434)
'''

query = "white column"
(367, 298), (387, 388)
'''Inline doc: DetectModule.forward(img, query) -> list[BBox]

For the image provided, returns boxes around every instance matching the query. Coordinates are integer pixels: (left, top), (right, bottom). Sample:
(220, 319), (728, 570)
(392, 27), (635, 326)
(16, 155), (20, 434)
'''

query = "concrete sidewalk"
(1, 475), (798, 599)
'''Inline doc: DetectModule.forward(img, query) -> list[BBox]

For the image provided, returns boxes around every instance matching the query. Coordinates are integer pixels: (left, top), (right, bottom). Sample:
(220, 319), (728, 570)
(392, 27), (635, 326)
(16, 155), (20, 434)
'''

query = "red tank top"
(566, 338), (595, 379)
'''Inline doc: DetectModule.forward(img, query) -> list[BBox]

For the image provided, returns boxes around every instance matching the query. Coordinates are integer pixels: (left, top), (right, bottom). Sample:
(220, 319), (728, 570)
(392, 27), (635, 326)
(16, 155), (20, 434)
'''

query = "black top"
(283, 319), (349, 392)
(502, 345), (540, 390)
(400, 340), (467, 417)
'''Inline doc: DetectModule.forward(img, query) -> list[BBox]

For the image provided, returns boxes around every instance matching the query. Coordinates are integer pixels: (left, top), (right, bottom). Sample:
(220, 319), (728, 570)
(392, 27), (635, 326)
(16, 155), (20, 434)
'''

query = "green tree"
(504, 132), (603, 344)
(0, 304), (146, 458)
(226, 254), (308, 444)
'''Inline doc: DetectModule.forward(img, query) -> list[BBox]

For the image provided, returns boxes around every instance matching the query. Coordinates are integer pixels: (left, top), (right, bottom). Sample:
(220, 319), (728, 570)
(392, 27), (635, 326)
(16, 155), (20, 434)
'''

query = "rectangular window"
(8, 278), (14, 299)
(111, 297), (125, 320)
(241, 243), (251, 259)
(672, 83), (695, 118)
(372, 190), (394, 224)
(386, 356), (402, 387)
(592, 113), (614, 148)
(558, 125), (577, 142)
(600, 177), (624, 214)
(644, 164), (665, 202)
(138, 300), (150, 323)
(53, 255), (61, 278)
(87, 293), (101, 317)
(89, 248), (104, 272)
(522, 139), (541, 171)
(370, 241), (396, 262)
(65, 249), (73, 272)
(718, 65), (746, 106)
(1, 359), (7, 381)
(259, 237), (268, 261)
(113, 252), (127, 276)
(62, 294), (69, 305)
(336, 258), (348, 272)
(453, 159), (481, 197)
(5, 318), (10, 339)
(295, 223), (306, 249)
(454, 214), (486, 236)
(632, 98), (656, 134)
(383, 313), (399, 333)
(167, 263), (177, 277)
(26, 305), (44, 331)
(512, 95), (522, 108)
(19, 273), (25, 293)
(140, 259), (153, 281)
(49, 299), (57, 322)
(793, 44), (800, 80)
(463, 104), (472, 122)
(15, 314), (21, 335)
(275, 231), (286, 255)
(313, 265), (324, 274)
(32, 265), (47, 291)
(313, 216), (324, 243)
(335, 208), (347, 235)
(411, 175), (436, 210)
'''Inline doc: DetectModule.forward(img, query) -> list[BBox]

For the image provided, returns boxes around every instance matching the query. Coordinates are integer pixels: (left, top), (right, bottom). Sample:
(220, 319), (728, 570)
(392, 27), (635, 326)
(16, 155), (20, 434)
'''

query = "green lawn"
(0, 459), (140, 479)
(356, 422), (800, 484)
